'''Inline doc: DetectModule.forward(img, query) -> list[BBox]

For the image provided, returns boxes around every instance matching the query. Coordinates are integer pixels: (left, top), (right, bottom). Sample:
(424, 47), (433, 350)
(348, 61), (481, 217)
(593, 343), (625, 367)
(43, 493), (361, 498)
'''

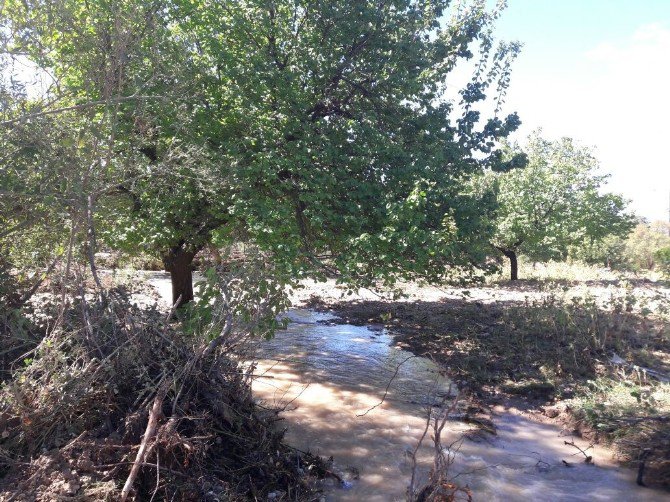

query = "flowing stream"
(142, 274), (666, 501)
(253, 310), (665, 502)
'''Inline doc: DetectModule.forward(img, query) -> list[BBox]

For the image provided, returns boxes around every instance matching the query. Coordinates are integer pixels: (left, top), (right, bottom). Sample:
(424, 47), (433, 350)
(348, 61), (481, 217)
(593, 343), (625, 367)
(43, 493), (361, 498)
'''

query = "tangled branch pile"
(0, 272), (322, 501)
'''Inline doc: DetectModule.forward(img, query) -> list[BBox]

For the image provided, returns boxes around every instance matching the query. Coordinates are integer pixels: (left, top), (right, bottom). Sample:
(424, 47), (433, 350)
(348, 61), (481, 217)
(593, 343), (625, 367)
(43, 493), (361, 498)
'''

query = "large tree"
(3, 0), (521, 305)
(2, 0), (205, 302)
(488, 132), (635, 280)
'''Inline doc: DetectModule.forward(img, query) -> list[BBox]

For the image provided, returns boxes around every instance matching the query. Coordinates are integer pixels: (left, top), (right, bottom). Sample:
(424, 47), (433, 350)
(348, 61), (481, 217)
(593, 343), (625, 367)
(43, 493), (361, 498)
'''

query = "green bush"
(570, 222), (670, 273)
(624, 222), (670, 271)
(655, 246), (670, 278)
(568, 234), (628, 270)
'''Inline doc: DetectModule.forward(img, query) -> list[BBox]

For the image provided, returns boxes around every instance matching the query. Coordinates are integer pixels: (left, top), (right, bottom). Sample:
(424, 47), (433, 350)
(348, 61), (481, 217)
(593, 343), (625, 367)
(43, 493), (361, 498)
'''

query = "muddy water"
(253, 310), (665, 502)
(140, 275), (665, 501)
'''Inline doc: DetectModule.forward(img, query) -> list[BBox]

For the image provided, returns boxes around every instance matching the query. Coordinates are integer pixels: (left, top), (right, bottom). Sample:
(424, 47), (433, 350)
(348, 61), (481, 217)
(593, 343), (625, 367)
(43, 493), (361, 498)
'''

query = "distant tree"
(488, 133), (635, 280)
(655, 246), (670, 278)
(568, 234), (629, 270)
(622, 221), (670, 271)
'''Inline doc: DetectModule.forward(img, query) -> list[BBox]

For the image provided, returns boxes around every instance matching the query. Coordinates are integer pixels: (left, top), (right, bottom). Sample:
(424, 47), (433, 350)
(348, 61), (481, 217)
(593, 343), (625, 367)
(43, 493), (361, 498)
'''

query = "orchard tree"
(656, 246), (670, 278)
(2, 0), (203, 301)
(3, 0), (522, 306)
(149, 0), (521, 302)
(489, 133), (634, 280)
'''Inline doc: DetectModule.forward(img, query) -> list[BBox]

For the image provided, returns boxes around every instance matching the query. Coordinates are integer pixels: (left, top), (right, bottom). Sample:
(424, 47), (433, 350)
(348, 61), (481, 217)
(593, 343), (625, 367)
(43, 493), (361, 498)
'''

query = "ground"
(288, 264), (670, 489)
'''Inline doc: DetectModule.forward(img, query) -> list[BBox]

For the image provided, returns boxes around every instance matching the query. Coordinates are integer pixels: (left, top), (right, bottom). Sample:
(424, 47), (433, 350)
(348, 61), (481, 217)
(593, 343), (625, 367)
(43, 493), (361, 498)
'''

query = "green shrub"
(624, 222), (670, 271)
(569, 234), (629, 270)
(655, 246), (670, 278)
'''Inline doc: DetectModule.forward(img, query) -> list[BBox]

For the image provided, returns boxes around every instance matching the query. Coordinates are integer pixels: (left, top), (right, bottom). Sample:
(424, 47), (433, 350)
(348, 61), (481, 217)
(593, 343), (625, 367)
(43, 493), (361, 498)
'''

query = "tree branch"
(0, 95), (165, 127)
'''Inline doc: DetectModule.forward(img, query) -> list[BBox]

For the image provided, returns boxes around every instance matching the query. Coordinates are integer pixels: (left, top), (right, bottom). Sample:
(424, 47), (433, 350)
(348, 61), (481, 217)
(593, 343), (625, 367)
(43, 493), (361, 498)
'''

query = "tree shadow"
(313, 294), (670, 402)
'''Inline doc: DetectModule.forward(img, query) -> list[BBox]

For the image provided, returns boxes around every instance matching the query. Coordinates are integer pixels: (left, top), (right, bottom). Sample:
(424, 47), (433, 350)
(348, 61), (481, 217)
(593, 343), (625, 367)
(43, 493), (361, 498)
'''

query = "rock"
(544, 407), (560, 418)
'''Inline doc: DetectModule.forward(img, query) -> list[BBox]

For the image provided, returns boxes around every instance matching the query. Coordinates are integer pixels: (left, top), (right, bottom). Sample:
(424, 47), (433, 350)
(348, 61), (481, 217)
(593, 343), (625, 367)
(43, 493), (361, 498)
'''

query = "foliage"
(180, 248), (292, 339)
(568, 234), (629, 270)
(568, 221), (670, 274)
(655, 246), (670, 278)
(494, 133), (631, 258)
(485, 132), (635, 278)
(2, 0), (522, 299)
(624, 222), (670, 272)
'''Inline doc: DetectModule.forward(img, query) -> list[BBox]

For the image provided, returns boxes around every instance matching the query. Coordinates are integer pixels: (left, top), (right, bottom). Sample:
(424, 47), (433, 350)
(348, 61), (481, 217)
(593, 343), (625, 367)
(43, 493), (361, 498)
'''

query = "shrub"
(624, 222), (670, 272)
(655, 246), (670, 278)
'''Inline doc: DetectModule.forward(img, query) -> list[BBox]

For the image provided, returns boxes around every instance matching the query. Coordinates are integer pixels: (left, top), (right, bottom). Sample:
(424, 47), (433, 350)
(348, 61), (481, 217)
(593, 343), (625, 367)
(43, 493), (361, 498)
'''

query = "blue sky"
(492, 0), (670, 222)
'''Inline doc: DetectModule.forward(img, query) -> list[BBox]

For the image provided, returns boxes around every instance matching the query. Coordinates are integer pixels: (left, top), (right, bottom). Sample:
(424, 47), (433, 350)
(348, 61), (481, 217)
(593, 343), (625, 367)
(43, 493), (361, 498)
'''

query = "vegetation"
(2, 0), (521, 308)
(0, 265), (328, 500)
(322, 266), (670, 487)
(569, 221), (670, 275)
(623, 222), (670, 273)
(0, 1), (533, 499)
(0, 0), (668, 499)
(485, 132), (634, 280)
(656, 246), (670, 278)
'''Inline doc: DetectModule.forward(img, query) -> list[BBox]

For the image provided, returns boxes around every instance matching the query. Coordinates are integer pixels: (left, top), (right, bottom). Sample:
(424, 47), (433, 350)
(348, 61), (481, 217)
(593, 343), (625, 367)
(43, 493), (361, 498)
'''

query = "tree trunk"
(500, 249), (519, 281)
(162, 245), (197, 308)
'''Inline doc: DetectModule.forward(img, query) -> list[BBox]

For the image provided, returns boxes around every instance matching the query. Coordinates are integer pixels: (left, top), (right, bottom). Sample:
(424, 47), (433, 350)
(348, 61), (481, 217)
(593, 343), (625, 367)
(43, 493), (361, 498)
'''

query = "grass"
(490, 258), (622, 283)
(573, 378), (670, 433)
(570, 377), (670, 485)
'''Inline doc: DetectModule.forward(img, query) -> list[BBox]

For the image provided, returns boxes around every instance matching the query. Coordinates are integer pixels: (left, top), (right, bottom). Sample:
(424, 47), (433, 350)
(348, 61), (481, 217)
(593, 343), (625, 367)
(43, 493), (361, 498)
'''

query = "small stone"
(544, 407), (560, 418)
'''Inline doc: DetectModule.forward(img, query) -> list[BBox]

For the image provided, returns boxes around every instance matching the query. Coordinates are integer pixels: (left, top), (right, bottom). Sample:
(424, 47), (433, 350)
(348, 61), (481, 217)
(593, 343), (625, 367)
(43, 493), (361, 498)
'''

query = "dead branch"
(121, 380), (169, 502)
(563, 440), (593, 463)
(357, 355), (417, 417)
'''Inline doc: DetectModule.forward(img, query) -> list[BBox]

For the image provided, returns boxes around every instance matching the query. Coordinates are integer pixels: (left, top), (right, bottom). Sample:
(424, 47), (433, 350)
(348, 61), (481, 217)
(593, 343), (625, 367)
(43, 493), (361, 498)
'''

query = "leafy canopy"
(488, 132), (634, 261)
(2, 0), (522, 290)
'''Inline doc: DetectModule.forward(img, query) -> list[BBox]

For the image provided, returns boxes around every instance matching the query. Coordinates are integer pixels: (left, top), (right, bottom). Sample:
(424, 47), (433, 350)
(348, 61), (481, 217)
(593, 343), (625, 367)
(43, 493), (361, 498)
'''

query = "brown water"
(253, 309), (667, 502)
(141, 275), (666, 501)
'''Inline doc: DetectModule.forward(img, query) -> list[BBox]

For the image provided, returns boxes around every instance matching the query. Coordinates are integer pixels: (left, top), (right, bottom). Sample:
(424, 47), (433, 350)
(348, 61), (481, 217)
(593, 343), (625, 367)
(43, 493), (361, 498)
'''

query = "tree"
(488, 133), (634, 280)
(152, 0), (522, 300)
(655, 246), (670, 278)
(568, 233), (629, 270)
(2, 0), (206, 303)
(622, 221), (670, 271)
(3, 0), (521, 306)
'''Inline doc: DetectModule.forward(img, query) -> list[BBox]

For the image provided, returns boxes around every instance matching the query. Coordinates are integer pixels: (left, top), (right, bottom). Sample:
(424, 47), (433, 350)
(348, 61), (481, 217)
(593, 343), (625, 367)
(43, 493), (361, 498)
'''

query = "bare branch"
(0, 95), (165, 127)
